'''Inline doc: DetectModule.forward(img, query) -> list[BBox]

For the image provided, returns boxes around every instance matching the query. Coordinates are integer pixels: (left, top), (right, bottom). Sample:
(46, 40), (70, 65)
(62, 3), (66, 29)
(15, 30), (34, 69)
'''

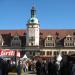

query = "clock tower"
(26, 6), (40, 46)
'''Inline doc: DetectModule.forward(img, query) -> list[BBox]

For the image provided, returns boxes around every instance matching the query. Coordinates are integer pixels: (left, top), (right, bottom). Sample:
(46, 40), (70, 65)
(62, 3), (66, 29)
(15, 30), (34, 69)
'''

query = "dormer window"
(66, 37), (72, 40)
(64, 34), (74, 47)
(11, 33), (21, 47)
(47, 37), (52, 40)
(65, 35), (72, 40)
(45, 35), (55, 47)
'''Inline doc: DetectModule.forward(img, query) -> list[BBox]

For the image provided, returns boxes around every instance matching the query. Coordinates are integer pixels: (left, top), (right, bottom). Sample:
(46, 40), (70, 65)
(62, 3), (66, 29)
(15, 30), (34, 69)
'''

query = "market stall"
(0, 49), (20, 64)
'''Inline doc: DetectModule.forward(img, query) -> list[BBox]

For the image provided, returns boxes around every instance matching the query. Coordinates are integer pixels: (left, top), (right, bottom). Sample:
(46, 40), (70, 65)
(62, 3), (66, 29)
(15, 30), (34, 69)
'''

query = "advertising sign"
(0, 49), (20, 57)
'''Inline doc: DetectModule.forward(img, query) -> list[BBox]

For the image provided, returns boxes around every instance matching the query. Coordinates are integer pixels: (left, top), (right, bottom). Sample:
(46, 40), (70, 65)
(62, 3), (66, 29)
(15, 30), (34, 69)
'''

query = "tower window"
(31, 43), (33, 46)
(29, 37), (34, 41)
(31, 19), (34, 22)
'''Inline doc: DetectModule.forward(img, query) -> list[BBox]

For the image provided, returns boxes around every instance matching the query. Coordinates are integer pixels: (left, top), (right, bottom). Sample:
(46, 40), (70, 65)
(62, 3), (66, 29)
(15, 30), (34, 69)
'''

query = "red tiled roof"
(40, 29), (75, 39)
(0, 29), (75, 39)
(0, 30), (26, 36)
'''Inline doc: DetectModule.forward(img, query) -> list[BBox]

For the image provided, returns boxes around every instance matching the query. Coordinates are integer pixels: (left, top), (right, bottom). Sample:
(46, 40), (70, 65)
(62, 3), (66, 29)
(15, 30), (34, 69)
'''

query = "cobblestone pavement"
(8, 71), (36, 75)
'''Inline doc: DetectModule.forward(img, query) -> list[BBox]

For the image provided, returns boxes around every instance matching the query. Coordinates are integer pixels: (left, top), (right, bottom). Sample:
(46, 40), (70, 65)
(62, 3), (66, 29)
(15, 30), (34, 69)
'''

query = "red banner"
(0, 49), (20, 57)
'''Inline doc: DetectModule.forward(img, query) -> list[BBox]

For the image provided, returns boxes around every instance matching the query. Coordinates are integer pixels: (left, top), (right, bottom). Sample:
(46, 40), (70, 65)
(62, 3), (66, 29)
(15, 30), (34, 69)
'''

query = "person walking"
(17, 61), (22, 75)
(0, 58), (2, 75)
(36, 59), (41, 75)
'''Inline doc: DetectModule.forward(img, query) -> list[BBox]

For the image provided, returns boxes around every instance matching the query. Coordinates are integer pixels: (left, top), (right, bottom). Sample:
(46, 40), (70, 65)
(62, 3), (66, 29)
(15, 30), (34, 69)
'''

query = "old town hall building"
(0, 6), (75, 59)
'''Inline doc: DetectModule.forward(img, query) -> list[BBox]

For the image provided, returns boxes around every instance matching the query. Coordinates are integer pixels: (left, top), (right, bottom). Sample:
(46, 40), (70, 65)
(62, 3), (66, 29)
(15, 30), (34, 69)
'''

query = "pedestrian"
(6, 60), (11, 75)
(41, 60), (46, 75)
(0, 58), (2, 75)
(48, 60), (53, 75)
(36, 59), (41, 75)
(2, 60), (7, 75)
(17, 60), (22, 75)
(72, 63), (75, 75)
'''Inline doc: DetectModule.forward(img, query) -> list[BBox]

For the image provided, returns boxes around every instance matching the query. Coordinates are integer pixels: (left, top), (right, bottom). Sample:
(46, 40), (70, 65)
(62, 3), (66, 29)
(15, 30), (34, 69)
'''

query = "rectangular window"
(29, 37), (34, 41)
(48, 37), (52, 40)
(68, 43), (69, 46)
(47, 51), (52, 55)
(40, 51), (45, 55)
(46, 43), (54, 47)
(65, 42), (74, 47)
(65, 43), (67, 46)
(67, 37), (72, 40)
(70, 43), (74, 46)
(31, 43), (33, 46)
(62, 51), (67, 55)
(70, 37), (72, 40)
(54, 51), (59, 55)
(67, 37), (69, 40)
(68, 51), (75, 55)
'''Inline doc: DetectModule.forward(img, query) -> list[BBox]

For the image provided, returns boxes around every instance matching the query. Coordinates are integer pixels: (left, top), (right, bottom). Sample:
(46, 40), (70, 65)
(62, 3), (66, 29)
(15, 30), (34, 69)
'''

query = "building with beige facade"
(0, 6), (75, 59)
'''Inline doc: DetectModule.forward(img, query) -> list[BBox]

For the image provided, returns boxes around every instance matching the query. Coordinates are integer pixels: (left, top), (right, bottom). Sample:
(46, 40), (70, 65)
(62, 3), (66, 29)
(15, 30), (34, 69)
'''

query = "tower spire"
(31, 0), (36, 18)
(32, 0), (34, 7)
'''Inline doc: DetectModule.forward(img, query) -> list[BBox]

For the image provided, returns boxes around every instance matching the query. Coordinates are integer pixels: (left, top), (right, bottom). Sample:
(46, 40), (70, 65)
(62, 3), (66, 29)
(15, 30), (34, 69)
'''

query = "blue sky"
(0, 0), (75, 29)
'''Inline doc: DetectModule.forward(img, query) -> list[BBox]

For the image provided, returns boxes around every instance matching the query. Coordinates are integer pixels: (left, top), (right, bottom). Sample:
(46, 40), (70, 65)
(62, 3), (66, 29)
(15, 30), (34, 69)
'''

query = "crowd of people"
(0, 58), (10, 75)
(35, 56), (75, 75)
(17, 55), (75, 75)
(0, 55), (75, 75)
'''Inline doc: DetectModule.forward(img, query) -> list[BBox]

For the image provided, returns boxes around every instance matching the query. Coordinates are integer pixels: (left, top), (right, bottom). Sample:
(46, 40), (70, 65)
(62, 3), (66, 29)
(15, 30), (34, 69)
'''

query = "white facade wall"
(40, 48), (75, 57)
(26, 24), (39, 46)
(34, 27), (39, 46)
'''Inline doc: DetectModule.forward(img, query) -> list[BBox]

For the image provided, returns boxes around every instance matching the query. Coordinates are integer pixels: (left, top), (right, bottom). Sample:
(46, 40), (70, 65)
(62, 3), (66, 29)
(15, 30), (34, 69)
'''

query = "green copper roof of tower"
(27, 6), (39, 24)
(28, 17), (39, 24)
